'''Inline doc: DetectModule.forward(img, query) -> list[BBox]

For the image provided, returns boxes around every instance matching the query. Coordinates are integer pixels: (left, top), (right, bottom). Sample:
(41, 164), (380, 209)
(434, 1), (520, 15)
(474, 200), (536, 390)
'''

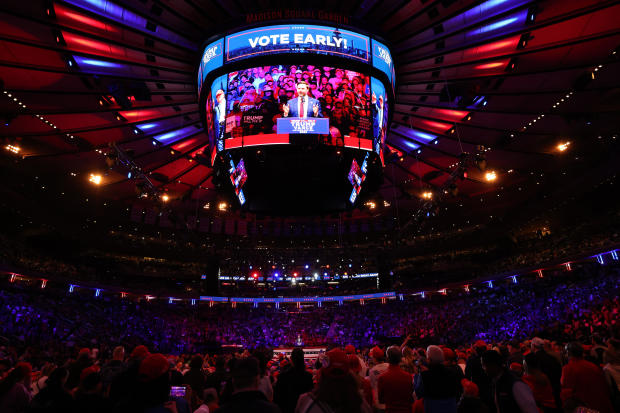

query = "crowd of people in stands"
(0, 262), (619, 412)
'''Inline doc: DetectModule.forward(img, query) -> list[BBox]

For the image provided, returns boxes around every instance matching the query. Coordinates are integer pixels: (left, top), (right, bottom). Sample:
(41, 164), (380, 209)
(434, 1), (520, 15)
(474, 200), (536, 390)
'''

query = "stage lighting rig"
(399, 152), (479, 235)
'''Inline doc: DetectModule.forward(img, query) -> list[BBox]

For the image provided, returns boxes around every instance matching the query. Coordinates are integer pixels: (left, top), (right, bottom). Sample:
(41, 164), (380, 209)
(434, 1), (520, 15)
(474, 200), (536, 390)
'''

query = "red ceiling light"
(475, 61), (506, 70)
(55, 5), (116, 32)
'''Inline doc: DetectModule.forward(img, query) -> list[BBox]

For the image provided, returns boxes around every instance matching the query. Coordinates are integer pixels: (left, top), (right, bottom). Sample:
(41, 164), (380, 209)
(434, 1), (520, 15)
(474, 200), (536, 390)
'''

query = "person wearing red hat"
(457, 379), (489, 413)
(509, 363), (523, 377)
(274, 348), (313, 413)
(378, 346), (413, 413)
(369, 346), (389, 411)
(345, 344), (367, 377)
(129, 353), (191, 413)
(444, 347), (465, 385)
(295, 349), (371, 413)
(131, 345), (150, 360)
(73, 366), (110, 413)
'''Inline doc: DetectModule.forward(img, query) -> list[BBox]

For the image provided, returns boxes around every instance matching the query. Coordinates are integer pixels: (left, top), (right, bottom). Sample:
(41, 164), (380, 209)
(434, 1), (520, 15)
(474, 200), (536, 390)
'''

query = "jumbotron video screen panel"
(198, 22), (394, 209)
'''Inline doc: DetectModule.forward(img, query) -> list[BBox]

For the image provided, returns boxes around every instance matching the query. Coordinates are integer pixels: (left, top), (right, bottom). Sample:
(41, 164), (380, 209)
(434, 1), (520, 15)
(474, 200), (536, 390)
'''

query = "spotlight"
(422, 191), (433, 200)
(557, 141), (570, 152)
(506, 57), (518, 72)
(218, 202), (227, 211)
(485, 171), (497, 182)
(161, 194), (170, 202)
(88, 173), (102, 185)
(5, 144), (20, 154)
(526, 5), (538, 24)
(365, 200), (376, 209)
(64, 55), (76, 68)
(517, 33), (531, 49)
(52, 29), (65, 46)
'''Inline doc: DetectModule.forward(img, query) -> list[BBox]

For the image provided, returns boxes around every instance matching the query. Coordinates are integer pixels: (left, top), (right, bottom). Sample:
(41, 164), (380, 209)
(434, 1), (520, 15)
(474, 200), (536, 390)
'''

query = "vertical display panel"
(370, 77), (389, 160)
(198, 38), (224, 95)
(206, 74), (229, 155)
(371, 39), (395, 91)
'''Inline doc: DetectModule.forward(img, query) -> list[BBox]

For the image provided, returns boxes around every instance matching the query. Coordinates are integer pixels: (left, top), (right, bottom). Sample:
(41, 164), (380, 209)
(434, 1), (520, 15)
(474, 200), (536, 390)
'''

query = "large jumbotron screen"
(198, 23), (394, 210)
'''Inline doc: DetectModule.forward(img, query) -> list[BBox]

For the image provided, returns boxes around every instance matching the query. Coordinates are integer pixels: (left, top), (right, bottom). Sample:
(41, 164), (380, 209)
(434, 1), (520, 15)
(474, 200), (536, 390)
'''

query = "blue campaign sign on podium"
(277, 117), (330, 134)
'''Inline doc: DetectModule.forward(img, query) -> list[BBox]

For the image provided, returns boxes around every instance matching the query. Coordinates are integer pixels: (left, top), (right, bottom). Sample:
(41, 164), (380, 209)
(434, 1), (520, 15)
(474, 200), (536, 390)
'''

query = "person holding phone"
(283, 81), (321, 118)
(215, 357), (281, 413)
(127, 354), (191, 413)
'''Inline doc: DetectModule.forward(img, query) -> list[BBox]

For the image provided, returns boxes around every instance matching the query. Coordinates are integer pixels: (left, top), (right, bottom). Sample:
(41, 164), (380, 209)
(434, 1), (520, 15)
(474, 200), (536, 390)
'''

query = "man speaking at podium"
(283, 80), (322, 118)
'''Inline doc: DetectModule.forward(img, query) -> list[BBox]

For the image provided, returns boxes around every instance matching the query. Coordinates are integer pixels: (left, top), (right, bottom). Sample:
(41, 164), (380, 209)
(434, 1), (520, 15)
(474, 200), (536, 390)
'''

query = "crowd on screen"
(1, 262), (619, 412)
(222, 65), (375, 139)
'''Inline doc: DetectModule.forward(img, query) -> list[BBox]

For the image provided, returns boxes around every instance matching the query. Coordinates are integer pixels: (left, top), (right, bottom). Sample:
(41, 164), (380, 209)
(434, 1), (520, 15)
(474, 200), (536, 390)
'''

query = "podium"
(276, 117), (330, 134)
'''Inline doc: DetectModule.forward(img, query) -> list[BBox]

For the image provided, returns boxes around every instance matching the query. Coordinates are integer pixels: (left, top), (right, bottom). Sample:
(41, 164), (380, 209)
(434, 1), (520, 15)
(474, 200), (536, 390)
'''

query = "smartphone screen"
(170, 386), (186, 397)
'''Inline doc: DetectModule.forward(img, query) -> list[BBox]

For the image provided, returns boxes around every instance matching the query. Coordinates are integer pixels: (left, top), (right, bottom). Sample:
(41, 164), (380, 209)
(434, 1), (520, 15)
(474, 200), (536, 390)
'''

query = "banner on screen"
(277, 117), (329, 134)
(198, 38), (224, 95)
(225, 25), (370, 63)
(371, 39), (395, 91)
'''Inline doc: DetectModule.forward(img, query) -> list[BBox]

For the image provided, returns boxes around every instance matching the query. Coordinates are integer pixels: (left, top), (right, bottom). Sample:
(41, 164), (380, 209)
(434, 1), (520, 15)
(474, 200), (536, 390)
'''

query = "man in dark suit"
(283, 81), (321, 118)
(215, 357), (281, 413)
(273, 348), (313, 413)
(371, 92), (386, 153)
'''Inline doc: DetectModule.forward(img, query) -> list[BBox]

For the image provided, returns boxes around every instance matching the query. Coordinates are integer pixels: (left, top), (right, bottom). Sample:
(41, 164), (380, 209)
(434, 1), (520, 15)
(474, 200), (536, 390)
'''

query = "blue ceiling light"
(73, 56), (123, 69)
(478, 16), (520, 34)
(152, 125), (197, 144)
(136, 123), (159, 131)
(442, 0), (529, 33)
(467, 9), (528, 39)
(65, 0), (196, 50)
(391, 124), (437, 144)
(478, 0), (512, 12)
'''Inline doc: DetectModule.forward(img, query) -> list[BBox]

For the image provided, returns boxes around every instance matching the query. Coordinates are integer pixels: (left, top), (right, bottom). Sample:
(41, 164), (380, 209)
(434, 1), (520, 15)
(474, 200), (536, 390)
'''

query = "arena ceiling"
(1, 0), (619, 231)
